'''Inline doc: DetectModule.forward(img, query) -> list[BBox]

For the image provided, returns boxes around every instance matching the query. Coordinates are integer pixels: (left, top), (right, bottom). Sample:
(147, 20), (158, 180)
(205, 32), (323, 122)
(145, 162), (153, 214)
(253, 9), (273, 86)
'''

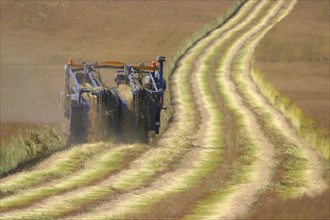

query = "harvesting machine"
(60, 56), (167, 139)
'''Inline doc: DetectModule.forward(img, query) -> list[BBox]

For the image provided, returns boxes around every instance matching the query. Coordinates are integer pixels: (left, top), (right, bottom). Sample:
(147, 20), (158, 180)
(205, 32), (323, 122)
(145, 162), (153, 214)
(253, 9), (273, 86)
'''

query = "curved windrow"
(1, 0), (327, 219)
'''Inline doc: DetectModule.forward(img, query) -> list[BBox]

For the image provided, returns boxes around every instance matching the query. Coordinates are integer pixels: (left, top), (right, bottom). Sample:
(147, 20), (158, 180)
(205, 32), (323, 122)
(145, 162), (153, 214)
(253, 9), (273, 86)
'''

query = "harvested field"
(255, 0), (329, 131)
(0, 0), (329, 219)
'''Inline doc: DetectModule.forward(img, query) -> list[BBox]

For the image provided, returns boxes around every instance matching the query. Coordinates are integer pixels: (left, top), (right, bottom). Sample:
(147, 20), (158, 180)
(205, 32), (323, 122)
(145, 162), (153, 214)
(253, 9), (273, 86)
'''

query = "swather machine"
(61, 56), (166, 139)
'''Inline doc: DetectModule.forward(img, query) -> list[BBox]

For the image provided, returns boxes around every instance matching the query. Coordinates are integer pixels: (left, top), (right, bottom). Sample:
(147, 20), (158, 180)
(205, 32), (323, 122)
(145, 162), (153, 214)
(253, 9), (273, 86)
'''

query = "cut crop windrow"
(229, 0), (327, 197)
(0, 125), (67, 176)
(182, 1), (304, 219)
(0, 143), (193, 218)
(251, 67), (330, 163)
(0, 142), (113, 197)
(0, 144), (147, 212)
(0, 13), (207, 216)
(0, 0), (207, 215)
(226, 0), (306, 198)
(1, 0), (327, 219)
(56, 1), (283, 219)
(0, 51), (201, 218)
(182, 1), (289, 219)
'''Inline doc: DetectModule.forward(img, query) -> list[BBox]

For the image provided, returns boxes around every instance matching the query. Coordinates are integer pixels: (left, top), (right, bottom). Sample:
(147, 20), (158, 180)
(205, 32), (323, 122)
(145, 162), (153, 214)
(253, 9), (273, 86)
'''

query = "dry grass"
(0, 0), (328, 219)
(0, 142), (111, 197)
(251, 68), (329, 163)
(247, 190), (330, 220)
(0, 0), (234, 176)
(0, 144), (147, 212)
(0, 123), (67, 176)
(245, 0), (330, 218)
(19, 3), (253, 219)
(0, 123), (38, 140)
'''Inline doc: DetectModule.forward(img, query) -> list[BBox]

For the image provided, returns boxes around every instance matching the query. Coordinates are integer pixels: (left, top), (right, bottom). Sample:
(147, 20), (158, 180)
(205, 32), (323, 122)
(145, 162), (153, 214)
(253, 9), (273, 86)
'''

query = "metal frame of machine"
(61, 56), (166, 139)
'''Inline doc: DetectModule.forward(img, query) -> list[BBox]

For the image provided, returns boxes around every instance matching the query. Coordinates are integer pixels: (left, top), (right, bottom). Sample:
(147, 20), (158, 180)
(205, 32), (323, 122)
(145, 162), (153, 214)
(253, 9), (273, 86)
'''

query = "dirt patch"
(0, 0), (234, 124)
(255, 0), (329, 131)
(247, 189), (330, 220)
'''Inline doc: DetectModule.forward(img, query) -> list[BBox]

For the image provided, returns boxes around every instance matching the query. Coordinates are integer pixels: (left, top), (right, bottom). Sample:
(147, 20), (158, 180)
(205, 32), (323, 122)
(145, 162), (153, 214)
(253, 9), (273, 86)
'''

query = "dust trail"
(0, 0), (206, 216)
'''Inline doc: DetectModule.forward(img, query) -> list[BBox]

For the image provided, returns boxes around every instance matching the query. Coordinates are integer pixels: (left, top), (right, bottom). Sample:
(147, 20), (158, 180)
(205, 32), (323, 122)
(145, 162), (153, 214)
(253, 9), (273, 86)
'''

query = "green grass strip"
(251, 69), (330, 163)
(0, 133), (194, 219)
(0, 144), (146, 212)
(229, 1), (326, 197)
(1, 1), (264, 219)
(0, 2), (253, 219)
(230, 0), (328, 197)
(182, 1), (301, 219)
(0, 39), (202, 219)
(0, 125), (67, 176)
(55, 2), (276, 219)
(0, 6), (206, 215)
(0, 142), (113, 196)
(159, 0), (247, 136)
